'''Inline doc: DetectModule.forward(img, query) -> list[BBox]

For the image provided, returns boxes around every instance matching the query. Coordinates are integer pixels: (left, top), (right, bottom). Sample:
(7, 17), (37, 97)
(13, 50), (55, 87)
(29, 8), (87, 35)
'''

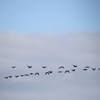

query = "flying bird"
(45, 72), (50, 75)
(85, 66), (90, 68)
(15, 75), (19, 78)
(30, 73), (33, 75)
(92, 68), (96, 71)
(73, 65), (77, 67)
(58, 71), (63, 73)
(83, 69), (87, 71)
(25, 74), (29, 76)
(9, 76), (12, 78)
(42, 66), (47, 68)
(49, 71), (53, 73)
(72, 69), (75, 71)
(98, 68), (100, 70)
(21, 75), (24, 77)
(58, 66), (64, 69)
(12, 66), (16, 68)
(35, 73), (39, 75)
(65, 70), (70, 73)
(27, 65), (32, 68)
(4, 77), (8, 79)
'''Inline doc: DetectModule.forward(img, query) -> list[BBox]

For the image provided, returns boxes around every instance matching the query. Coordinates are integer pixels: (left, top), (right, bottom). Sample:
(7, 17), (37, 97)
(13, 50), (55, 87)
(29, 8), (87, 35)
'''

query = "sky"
(0, 0), (100, 33)
(0, 32), (100, 100)
(0, 0), (100, 100)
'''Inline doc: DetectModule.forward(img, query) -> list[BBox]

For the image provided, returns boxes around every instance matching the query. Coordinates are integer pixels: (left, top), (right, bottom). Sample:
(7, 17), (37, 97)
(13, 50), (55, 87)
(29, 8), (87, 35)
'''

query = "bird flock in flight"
(4, 65), (100, 79)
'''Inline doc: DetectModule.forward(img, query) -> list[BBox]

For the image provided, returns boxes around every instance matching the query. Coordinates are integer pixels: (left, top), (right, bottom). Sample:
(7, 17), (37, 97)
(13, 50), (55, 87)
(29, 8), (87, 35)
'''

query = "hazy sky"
(0, 0), (100, 33)
(0, 0), (100, 100)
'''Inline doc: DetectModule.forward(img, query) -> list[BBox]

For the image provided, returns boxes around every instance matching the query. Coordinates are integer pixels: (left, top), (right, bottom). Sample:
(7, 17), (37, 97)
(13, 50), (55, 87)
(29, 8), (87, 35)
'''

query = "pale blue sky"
(0, 0), (100, 33)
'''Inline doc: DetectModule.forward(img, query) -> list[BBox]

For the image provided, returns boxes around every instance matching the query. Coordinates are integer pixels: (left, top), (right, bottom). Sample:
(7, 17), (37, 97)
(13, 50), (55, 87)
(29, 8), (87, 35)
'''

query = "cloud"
(0, 31), (100, 100)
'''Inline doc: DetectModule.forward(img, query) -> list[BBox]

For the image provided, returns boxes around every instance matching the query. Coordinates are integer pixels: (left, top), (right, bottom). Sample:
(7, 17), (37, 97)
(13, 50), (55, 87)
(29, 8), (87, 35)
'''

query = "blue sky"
(0, 0), (100, 33)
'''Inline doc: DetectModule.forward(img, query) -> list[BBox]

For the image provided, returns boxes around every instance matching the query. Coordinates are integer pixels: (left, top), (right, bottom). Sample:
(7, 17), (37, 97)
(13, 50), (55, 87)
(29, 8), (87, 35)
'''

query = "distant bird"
(65, 70), (70, 73)
(12, 66), (16, 68)
(98, 68), (100, 70)
(83, 69), (87, 71)
(15, 75), (19, 78)
(4, 77), (8, 79)
(73, 65), (77, 67)
(42, 66), (47, 68)
(30, 73), (33, 75)
(27, 65), (32, 68)
(25, 74), (29, 76)
(58, 66), (64, 69)
(21, 75), (24, 77)
(45, 72), (50, 75)
(49, 71), (53, 73)
(35, 73), (39, 75)
(9, 76), (12, 78)
(92, 68), (96, 71)
(58, 71), (63, 73)
(72, 69), (75, 71)
(85, 66), (90, 68)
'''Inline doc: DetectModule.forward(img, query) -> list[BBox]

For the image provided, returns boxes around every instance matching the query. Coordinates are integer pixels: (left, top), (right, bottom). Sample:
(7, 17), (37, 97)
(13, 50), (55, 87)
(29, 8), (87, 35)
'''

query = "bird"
(92, 68), (96, 71)
(45, 72), (50, 75)
(25, 74), (29, 76)
(9, 76), (12, 78)
(21, 75), (24, 77)
(72, 69), (75, 71)
(58, 66), (64, 69)
(12, 66), (16, 68)
(85, 66), (90, 68)
(83, 69), (87, 71)
(73, 65), (77, 67)
(42, 66), (47, 68)
(98, 68), (100, 70)
(49, 71), (53, 73)
(58, 71), (63, 73)
(27, 65), (32, 68)
(65, 70), (70, 73)
(35, 73), (39, 75)
(15, 75), (19, 78)
(4, 77), (8, 79)
(30, 73), (33, 75)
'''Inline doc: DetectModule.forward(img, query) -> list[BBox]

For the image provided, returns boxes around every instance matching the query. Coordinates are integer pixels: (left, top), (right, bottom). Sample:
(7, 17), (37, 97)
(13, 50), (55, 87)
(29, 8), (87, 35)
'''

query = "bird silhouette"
(49, 71), (53, 73)
(4, 77), (8, 79)
(21, 75), (24, 77)
(72, 69), (75, 71)
(98, 68), (100, 70)
(12, 66), (16, 68)
(85, 66), (90, 68)
(15, 75), (19, 78)
(45, 72), (50, 75)
(27, 65), (32, 68)
(58, 71), (63, 73)
(58, 66), (64, 69)
(9, 76), (12, 78)
(25, 74), (29, 76)
(73, 65), (77, 67)
(65, 70), (70, 73)
(83, 69), (87, 71)
(35, 73), (39, 75)
(42, 66), (47, 68)
(92, 68), (96, 71)
(30, 73), (33, 75)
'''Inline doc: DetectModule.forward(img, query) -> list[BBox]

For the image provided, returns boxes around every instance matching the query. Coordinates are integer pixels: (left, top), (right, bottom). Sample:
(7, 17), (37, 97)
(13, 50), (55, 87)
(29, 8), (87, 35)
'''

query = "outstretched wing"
(27, 65), (32, 68)
(58, 66), (64, 69)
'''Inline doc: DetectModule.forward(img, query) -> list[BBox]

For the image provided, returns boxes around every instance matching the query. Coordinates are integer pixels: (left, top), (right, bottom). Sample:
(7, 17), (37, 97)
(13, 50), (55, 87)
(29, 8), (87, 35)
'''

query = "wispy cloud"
(0, 31), (100, 100)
